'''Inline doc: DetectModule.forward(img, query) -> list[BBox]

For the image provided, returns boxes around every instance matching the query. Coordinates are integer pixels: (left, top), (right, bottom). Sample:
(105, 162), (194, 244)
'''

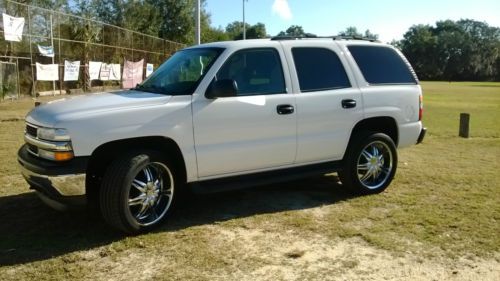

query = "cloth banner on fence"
(2, 13), (25, 42)
(64, 60), (80, 81)
(99, 63), (121, 81)
(37, 45), (55, 57)
(146, 63), (154, 77)
(36, 63), (59, 81)
(122, 59), (144, 88)
(89, 61), (102, 80)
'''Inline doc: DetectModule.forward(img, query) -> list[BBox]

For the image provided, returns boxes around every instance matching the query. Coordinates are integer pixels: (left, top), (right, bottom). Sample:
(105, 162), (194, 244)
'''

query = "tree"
(225, 21), (267, 40)
(398, 19), (500, 81)
(277, 25), (305, 37)
(339, 27), (378, 40)
(363, 29), (379, 40)
(339, 26), (362, 37)
(398, 24), (441, 80)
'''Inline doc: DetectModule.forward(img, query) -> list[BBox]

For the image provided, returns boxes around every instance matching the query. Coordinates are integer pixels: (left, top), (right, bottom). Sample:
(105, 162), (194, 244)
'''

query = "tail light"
(418, 94), (423, 121)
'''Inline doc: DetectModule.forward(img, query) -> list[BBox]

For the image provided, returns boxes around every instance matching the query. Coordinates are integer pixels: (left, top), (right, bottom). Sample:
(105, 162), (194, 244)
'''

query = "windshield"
(135, 47), (223, 95)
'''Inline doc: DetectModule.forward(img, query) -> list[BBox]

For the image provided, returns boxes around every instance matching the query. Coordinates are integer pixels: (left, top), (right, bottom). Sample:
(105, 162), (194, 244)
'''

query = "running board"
(189, 160), (343, 194)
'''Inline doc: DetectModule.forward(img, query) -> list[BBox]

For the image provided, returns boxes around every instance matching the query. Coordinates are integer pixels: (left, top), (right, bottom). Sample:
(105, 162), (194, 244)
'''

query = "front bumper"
(18, 145), (88, 210)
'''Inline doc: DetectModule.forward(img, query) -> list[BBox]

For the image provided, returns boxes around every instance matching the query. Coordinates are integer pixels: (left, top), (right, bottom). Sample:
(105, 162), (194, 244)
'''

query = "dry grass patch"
(0, 83), (499, 280)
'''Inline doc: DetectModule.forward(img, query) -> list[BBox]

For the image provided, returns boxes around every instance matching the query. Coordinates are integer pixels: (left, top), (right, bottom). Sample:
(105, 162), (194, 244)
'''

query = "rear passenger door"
(282, 42), (363, 163)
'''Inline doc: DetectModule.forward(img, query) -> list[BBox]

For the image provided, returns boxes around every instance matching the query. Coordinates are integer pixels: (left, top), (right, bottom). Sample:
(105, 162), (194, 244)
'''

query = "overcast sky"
(206, 0), (500, 42)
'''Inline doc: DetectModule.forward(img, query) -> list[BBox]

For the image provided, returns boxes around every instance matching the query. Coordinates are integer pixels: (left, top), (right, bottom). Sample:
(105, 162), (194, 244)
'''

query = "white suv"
(18, 37), (426, 233)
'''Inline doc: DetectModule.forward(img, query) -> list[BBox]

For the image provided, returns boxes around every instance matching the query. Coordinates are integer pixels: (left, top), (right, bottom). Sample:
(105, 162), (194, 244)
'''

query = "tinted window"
(348, 46), (416, 84)
(216, 48), (286, 96)
(292, 48), (351, 92)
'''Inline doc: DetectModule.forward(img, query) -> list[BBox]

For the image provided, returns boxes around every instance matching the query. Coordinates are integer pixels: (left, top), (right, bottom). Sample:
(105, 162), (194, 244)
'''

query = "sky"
(205, 0), (500, 42)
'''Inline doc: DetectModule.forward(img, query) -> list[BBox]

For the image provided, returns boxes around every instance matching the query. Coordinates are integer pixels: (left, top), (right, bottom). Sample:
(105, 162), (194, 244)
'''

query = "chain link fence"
(0, 0), (185, 99)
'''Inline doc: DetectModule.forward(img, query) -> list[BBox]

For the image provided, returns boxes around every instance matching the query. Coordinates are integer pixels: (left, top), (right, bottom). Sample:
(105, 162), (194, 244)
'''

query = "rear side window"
(292, 48), (351, 92)
(348, 46), (416, 84)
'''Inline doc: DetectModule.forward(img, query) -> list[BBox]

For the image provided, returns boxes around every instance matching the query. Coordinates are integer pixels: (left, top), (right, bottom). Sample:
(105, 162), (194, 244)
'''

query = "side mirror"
(205, 79), (238, 99)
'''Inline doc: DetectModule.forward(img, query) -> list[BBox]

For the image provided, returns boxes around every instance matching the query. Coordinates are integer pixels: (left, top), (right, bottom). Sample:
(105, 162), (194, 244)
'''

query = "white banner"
(110, 64), (121, 80)
(2, 13), (25, 42)
(64, 60), (80, 81)
(99, 63), (121, 81)
(89, 61), (102, 80)
(37, 45), (55, 57)
(122, 59), (144, 89)
(36, 63), (59, 81)
(146, 63), (154, 77)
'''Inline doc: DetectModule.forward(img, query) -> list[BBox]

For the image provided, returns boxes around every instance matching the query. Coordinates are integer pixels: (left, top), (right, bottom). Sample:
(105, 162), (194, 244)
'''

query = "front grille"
(26, 124), (37, 137)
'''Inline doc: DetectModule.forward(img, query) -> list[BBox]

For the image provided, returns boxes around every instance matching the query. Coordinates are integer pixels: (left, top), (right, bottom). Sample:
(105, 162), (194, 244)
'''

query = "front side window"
(348, 45), (417, 85)
(292, 47), (351, 92)
(136, 47), (223, 95)
(215, 48), (286, 96)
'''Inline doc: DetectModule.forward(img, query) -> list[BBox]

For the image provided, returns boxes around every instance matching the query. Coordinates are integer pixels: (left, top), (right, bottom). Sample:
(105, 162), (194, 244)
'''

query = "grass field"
(0, 82), (499, 280)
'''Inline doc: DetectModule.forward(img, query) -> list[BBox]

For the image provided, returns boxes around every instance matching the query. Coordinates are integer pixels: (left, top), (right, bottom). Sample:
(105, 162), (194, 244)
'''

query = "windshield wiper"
(133, 84), (167, 95)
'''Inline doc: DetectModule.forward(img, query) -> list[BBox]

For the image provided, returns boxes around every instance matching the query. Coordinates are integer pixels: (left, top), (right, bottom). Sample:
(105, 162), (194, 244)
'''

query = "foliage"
(277, 25), (306, 37)
(338, 26), (379, 40)
(397, 19), (500, 81)
(225, 21), (267, 40)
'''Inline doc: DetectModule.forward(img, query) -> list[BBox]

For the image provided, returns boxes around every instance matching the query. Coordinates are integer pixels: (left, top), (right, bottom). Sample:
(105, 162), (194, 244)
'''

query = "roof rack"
(270, 34), (380, 43)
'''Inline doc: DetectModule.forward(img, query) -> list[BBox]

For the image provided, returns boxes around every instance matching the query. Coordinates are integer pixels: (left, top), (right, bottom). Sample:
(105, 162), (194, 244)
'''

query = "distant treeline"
(394, 19), (500, 82)
(24, 1), (500, 82)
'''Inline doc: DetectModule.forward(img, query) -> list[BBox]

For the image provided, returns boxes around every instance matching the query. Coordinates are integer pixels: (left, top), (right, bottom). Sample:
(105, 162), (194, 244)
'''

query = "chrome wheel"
(356, 140), (393, 190)
(128, 162), (174, 226)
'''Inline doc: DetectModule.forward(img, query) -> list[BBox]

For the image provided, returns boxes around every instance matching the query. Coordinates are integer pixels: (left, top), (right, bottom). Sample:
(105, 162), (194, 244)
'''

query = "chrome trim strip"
(24, 134), (72, 151)
(19, 164), (86, 196)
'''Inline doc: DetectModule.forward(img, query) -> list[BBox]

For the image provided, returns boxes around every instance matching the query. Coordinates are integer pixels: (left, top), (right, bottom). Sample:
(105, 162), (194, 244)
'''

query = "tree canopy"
(22, 1), (500, 81)
(397, 19), (500, 81)
(338, 27), (379, 40)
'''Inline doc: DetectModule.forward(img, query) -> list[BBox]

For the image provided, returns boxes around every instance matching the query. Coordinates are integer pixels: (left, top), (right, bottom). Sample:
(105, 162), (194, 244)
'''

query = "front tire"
(339, 132), (397, 195)
(100, 151), (176, 234)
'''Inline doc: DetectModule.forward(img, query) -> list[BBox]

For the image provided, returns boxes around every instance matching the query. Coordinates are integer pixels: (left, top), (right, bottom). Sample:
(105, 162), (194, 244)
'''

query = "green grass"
(422, 81), (500, 138)
(0, 82), (499, 280)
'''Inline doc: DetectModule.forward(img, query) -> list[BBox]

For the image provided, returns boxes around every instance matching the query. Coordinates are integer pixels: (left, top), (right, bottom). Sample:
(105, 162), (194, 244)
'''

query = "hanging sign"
(100, 63), (121, 81)
(146, 63), (154, 77)
(2, 13), (25, 42)
(64, 60), (80, 81)
(89, 61), (102, 80)
(36, 63), (59, 81)
(37, 45), (55, 57)
(122, 59), (144, 88)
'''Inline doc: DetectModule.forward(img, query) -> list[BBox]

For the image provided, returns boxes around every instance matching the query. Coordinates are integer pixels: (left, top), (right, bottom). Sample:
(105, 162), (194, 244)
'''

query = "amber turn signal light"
(54, 151), (74, 161)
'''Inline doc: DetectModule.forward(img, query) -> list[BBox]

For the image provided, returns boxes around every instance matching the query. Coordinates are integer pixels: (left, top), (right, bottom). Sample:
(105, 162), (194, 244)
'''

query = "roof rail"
(270, 33), (319, 40)
(270, 34), (380, 43)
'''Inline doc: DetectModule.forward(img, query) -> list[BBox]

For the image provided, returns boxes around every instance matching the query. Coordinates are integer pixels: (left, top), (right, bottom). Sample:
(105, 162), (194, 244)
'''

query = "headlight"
(37, 127), (70, 141)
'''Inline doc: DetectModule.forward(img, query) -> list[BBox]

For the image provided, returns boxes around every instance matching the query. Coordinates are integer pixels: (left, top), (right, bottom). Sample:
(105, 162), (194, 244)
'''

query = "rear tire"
(339, 132), (397, 195)
(100, 151), (177, 234)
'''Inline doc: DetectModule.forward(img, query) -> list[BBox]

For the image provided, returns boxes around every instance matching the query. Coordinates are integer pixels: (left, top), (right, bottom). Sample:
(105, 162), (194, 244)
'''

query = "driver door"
(192, 47), (297, 179)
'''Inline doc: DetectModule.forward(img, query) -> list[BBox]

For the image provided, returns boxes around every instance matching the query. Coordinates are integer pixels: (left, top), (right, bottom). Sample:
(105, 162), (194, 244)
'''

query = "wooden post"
(459, 113), (470, 138)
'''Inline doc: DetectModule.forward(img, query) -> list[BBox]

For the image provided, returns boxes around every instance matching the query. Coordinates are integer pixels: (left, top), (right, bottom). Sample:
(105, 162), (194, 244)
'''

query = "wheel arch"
(347, 117), (399, 151)
(85, 136), (187, 205)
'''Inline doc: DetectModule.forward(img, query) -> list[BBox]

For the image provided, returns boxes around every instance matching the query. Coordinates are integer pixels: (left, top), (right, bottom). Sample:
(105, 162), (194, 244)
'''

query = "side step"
(189, 160), (343, 194)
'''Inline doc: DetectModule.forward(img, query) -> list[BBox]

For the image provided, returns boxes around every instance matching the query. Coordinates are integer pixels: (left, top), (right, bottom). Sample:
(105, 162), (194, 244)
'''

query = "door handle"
(341, 99), (357, 109)
(277, 104), (294, 115)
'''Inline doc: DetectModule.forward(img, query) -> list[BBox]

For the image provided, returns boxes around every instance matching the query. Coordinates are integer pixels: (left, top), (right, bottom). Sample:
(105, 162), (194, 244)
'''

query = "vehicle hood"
(26, 90), (172, 127)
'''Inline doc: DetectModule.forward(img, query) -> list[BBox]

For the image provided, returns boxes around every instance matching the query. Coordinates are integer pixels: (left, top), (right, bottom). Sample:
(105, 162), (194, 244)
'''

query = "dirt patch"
(203, 226), (500, 281)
